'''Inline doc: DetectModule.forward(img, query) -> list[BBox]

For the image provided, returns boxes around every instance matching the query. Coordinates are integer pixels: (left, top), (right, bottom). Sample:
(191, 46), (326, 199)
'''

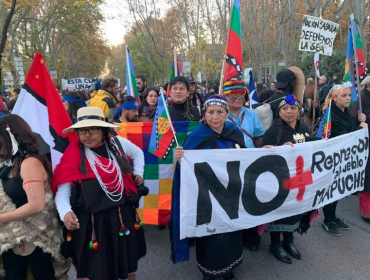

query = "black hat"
(186, 76), (196, 84)
(276, 69), (296, 89)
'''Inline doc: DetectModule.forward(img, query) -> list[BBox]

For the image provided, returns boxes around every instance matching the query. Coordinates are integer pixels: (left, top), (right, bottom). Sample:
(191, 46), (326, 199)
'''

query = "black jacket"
(169, 101), (201, 121)
(318, 83), (330, 105)
(330, 102), (361, 139)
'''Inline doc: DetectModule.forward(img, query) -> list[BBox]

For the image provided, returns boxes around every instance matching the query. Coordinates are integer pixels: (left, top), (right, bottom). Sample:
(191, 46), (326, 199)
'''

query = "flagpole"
(160, 89), (179, 146)
(325, 99), (332, 139)
(174, 50), (178, 77)
(350, 13), (363, 113)
(219, 57), (226, 95)
(219, 0), (233, 95)
(312, 74), (317, 134)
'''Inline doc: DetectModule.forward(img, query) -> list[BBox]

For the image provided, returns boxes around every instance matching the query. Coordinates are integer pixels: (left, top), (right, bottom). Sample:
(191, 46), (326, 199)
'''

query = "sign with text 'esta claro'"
(180, 129), (368, 239)
(299, 15), (339, 56)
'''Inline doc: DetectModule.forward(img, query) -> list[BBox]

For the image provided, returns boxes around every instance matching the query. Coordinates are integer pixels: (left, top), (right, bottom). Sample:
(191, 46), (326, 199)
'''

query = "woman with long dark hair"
(52, 107), (146, 280)
(261, 94), (319, 264)
(0, 114), (62, 280)
(62, 91), (87, 123)
(139, 86), (159, 122)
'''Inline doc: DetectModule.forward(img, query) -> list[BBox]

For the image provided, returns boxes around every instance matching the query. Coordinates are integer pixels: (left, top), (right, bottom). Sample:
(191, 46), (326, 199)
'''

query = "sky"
(101, 0), (170, 46)
(101, 2), (128, 46)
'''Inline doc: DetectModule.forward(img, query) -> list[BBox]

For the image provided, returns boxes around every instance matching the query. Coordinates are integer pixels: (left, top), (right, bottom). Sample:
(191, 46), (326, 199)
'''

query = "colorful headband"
(322, 82), (352, 112)
(63, 95), (87, 107)
(329, 82), (352, 99)
(279, 94), (300, 109)
(204, 95), (229, 111)
(222, 80), (246, 96)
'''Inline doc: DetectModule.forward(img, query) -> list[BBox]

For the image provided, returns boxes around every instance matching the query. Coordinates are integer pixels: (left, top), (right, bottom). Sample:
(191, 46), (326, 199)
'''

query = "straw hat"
(63, 107), (119, 134)
(361, 75), (370, 86)
(289, 66), (305, 105)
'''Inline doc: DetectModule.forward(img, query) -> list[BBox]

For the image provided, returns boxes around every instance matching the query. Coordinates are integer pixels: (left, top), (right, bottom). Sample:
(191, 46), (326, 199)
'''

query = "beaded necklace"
(84, 143), (124, 202)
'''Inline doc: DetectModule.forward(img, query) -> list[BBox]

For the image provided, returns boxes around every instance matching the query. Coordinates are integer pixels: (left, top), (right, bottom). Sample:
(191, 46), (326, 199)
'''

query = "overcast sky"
(101, 0), (170, 46)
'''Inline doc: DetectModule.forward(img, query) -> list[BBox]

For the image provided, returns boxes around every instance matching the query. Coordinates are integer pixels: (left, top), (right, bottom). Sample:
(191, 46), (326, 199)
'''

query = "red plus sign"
(283, 156), (313, 202)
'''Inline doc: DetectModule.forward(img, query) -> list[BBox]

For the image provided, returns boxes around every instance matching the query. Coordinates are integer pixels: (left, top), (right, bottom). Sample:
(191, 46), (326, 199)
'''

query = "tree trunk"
(0, 0), (17, 88)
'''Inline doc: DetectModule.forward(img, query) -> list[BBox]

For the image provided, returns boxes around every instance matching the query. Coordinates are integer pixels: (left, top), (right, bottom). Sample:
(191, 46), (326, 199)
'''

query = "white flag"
(314, 52), (320, 78)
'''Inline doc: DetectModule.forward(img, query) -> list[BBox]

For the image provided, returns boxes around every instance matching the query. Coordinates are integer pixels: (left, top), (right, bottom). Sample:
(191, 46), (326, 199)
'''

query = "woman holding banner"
(321, 84), (368, 235)
(261, 94), (319, 264)
(173, 95), (245, 280)
(52, 107), (146, 280)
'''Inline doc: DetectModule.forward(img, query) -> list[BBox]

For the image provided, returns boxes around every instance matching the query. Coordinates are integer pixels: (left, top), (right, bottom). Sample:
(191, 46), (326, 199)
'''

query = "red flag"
(224, 0), (243, 82)
(12, 51), (78, 169)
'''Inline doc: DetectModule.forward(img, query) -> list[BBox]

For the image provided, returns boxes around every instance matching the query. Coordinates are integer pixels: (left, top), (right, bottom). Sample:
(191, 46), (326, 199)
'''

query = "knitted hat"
(222, 80), (246, 96)
(204, 95), (229, 111)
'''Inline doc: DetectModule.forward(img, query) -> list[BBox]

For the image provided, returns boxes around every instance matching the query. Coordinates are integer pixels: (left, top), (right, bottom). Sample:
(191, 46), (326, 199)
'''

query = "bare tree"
(0, 0), (17, 88)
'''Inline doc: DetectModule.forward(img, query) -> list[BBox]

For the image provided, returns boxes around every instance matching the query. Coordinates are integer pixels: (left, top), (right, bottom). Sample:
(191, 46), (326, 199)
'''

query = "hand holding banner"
(180, 129), (368, 239)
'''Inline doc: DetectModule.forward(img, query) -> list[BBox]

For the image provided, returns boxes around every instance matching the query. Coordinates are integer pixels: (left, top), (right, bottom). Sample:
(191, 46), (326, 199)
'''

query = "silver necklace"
(84, 143), (124, 202)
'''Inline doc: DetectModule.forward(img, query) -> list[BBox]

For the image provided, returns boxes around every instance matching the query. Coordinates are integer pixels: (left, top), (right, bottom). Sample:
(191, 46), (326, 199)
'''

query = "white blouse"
(55, 136), (144, 221)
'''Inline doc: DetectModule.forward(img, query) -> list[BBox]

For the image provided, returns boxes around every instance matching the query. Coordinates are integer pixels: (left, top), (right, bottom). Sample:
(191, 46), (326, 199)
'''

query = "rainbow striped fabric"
(116, 121), (199, 225)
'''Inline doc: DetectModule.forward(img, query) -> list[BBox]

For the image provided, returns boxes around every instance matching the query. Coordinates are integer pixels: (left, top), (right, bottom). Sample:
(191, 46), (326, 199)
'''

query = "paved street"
(137, 195), (370, 280)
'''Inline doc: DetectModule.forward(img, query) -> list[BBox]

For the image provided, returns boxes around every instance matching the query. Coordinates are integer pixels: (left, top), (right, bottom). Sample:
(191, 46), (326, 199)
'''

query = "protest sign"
(61, 77), (97, 89)
(299, 15), (339, 56)
(180, 129), (368, 239)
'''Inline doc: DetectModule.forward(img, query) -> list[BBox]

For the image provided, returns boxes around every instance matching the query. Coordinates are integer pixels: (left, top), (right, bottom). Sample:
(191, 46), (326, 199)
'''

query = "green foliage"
(295, 51), (346, 80)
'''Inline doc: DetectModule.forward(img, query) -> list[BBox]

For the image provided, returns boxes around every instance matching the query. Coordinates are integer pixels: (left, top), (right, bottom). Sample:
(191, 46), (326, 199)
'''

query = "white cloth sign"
(180, 129), (368, 239)
(299, 15), (339, 56)
(61, 77), (97, 90)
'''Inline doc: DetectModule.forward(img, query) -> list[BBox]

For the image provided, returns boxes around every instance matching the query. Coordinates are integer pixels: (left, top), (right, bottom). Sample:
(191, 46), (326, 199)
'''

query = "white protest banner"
(180, 129), (368, 239)
(61, 77), (98, 90)
(299, 15), (339, 56)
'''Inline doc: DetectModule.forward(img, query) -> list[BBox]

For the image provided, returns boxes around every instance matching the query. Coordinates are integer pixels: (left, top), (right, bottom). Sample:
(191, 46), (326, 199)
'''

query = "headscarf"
(278, 94), (300, 109)
(322, 82), (352, 112)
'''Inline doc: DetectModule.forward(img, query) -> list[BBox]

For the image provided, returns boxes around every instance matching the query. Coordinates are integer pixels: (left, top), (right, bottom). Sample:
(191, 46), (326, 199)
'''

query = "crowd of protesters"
(0, 68), (369, 280)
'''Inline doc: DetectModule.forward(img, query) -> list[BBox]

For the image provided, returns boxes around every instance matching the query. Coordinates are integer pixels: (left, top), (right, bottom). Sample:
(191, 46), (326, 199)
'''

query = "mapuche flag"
(149, 92), (175, 158)
(126, 46), (141, 104)
(12, 52), (77, 169)
(224, 0), (243, 82)
(344, 19), (368, 104)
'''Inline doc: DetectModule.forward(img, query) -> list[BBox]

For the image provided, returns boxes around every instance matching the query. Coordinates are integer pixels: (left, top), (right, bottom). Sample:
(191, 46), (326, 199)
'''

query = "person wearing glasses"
(318, 76), (330, 106)
(52, 107), (146, 280)
(223, 80), (264, 149)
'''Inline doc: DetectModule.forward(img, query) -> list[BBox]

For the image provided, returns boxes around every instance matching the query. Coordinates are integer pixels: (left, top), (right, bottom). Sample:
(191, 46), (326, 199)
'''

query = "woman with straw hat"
(52, 107), (146, 280)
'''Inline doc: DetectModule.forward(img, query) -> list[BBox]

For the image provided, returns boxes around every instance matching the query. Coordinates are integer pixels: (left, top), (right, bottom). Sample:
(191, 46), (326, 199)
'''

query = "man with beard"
(136, 74), (147, 102)
(89, 76), (119, 122)
(113, 96), (140, 123)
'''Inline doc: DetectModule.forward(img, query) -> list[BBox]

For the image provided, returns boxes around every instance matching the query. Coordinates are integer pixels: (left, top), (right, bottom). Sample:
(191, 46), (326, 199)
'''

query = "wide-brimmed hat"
(361, 75), (370, 86)
(63, 107), (119, 134)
